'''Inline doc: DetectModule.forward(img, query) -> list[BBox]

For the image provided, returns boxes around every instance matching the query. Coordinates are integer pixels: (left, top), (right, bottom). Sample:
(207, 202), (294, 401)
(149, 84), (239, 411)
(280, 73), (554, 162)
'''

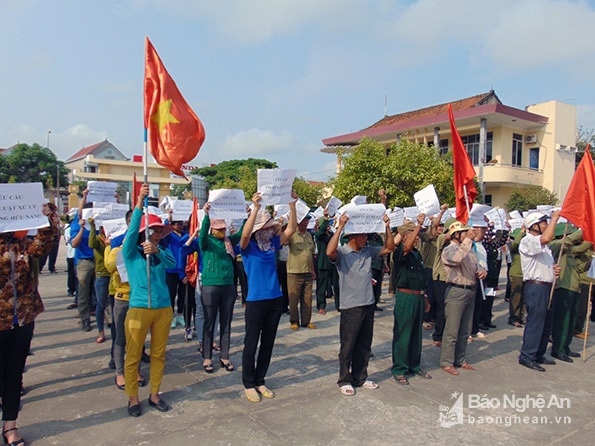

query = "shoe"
(137, 376), (147, 387)
(467, 336), (473, 343)
(456, 363), (475, 371)
(318, 309), (326, 315)
(477, 324), (490, 331)
(148, 397), (170, 412)
(567, 350), (581, 358)
(2, 427), (25, 446)
(433, 341), (442, 347)
(519, 358), (545, 372)
(203, 362), (214, 373)
(474, 332), (488, 339)
(302, 323), (317, 329)
(170, 318), (177, 329)
(66, 302), (77, 309)
(255, 385), (275, 398)
(394, 374), (409, 385)
(127, 402), (142, 417)
(339, 384), (355, 396)
(176, 315), (185, 328)
(245, 388), (262, 402)
(81, 319), (92, 332)
(414, 370), (432, 379)
(574, 332), (590, 339)
(290, 324), (299, 330)
(219, 359), (235, 372)
(50, 270), (57, 274)
(115, 377), (125, 390)
(95, 335), (105, 344)
(141, 351), (150, 363)
(442, 366), (460, 376)
(108, 358), (116, 370)
(67, 291), (75, 297)
(509, 321), (523, 328)
(422, 322), (433, 330)
(487, 323), (496, 328)
(212, 343), (221, 352)
(362, 380), (379, 389)
(535, 357), (556, 365)
(184, 329), (192, 342)
(374, 306), (384, 312)
(551, 353), (573, 363)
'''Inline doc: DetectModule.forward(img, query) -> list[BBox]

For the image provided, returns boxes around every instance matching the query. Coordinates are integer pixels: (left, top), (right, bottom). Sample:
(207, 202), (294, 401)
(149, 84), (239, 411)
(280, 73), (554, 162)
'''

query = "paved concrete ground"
(15, 250), (595, 445)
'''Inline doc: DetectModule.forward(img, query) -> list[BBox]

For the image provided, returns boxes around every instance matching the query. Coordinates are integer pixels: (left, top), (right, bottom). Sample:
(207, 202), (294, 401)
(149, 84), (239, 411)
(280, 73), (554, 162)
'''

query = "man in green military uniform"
(391, 213), (431, 385)
(550, 225), (592, 362)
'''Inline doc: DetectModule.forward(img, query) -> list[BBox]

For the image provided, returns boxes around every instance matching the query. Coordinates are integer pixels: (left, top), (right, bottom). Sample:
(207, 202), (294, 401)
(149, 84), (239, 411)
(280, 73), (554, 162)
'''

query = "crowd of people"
(2, 180), (594, 444)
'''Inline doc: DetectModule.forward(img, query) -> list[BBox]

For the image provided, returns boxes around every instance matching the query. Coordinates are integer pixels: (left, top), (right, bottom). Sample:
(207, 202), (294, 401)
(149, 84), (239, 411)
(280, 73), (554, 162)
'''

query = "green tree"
(332, 138), (456, 208)
(575, 126), (595, 167)
(505, 186), (558, 212)
(0, 143), (68, 189)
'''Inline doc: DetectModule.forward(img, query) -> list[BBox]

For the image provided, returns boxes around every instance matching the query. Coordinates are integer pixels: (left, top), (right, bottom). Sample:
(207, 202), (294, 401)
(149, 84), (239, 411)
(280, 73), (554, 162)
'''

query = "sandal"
(137, 376), (147, 387)
(339, 384), (355, 396)
(245, 388), (261, 403)
(2, 427), (24, 446)
(442, 366), (460, 376)
(219, 359), (235, 372)
(203, 362), (214, 373)
(212, 343), (221, 352)
(95, 335), (105, 344)
(362, 380), (379, 389)
(393, 375), (409, 385)
(414, 370), (432, 379)
(459, 363), (475, 371)
(255, 385), (275, 398)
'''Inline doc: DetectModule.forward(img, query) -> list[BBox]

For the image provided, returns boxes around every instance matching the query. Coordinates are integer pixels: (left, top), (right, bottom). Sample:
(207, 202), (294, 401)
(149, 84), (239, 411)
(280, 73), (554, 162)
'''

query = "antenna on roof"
(384, 94), (388, 116)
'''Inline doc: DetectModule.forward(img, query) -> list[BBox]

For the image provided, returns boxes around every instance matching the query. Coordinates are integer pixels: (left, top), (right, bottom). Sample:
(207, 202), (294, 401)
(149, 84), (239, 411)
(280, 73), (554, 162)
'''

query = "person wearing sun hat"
(239, 191), (298, 403)
(439, 220), (486, 376)
(122, 183), (175, 416)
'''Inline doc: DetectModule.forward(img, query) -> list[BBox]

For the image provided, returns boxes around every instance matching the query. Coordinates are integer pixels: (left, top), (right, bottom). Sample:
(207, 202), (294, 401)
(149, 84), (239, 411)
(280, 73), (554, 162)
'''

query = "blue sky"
(2, 0), (595, 181)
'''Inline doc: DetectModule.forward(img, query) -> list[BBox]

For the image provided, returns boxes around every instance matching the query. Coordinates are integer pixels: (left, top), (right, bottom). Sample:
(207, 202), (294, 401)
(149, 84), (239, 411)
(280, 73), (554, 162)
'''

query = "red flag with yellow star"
(144, 37), (205, 178)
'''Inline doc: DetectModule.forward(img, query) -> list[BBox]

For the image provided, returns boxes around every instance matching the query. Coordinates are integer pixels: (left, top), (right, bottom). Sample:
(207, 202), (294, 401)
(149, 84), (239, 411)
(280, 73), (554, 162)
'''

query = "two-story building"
(321, 90), (577, 207)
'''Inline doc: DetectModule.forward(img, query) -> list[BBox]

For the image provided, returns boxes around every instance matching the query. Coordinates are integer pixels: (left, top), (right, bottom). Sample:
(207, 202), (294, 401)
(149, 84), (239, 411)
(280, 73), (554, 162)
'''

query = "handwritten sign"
(171, 200), (194, 222)
(339, 203), (386, 234)
(257, 168), (296, 205)
(387, 207), (405, 228)
(0, 182), (49, 233)
(509, 210), (522, 220)
(207, 189), (247, 221)
(485, 208), (508, 230)
(295, 199), (311, 223)
(93, 202), (130, 222)
(413, 184), (440, 217)
(101, 218), (128, 239)
(350, 195), (367, 205)
(87, 181), (118, 203)
(326, 196), (342, 217)
(404, 206), (419, 220)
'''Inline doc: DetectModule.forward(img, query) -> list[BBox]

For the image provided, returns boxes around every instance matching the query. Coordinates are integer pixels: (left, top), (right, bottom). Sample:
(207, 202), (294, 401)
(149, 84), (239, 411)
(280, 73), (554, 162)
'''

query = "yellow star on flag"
(151, 99), (179, 133)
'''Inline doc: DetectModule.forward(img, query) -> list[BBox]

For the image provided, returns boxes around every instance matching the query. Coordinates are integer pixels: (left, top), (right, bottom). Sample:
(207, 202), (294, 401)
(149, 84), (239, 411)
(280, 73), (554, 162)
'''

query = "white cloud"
(54, 125), (110, 160)
(214, 128), (295, 160)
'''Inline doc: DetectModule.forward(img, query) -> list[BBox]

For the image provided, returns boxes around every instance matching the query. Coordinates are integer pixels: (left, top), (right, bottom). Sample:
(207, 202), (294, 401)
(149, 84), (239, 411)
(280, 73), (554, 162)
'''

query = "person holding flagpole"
(122, 183), (175, 416)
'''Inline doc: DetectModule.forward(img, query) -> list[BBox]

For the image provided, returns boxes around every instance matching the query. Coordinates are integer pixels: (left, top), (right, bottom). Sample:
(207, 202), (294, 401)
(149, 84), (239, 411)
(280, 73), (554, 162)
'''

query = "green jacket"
(551, 230), (592, 292)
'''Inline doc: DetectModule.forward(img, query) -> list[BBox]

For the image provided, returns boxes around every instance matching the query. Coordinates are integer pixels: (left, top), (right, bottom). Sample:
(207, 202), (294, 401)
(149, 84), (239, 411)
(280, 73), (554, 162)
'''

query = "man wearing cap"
(507, 228), (526, 327)
(391, 213), (431, 385)
(440, 221), (486, 375)
(518, 210), (560, 372)
(286, 213), (316, 330)
(327, 212), (395, 395)
(314, 209), (338, 315)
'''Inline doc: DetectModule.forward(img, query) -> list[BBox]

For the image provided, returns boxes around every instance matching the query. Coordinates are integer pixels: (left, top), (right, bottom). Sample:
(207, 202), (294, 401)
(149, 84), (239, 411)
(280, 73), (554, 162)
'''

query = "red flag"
(448, 103), (477, 223)
(144, 37), (205, 179)
(185, 197), (200, 287)
(560, 145), (595, 244)
(132, 171), (142, 205)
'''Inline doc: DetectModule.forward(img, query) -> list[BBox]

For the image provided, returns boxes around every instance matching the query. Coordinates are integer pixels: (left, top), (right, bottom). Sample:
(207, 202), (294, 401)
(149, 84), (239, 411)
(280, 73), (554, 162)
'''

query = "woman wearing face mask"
(188, 202), (245, 373)
(122, 183), (175, 417)
(239, 191), (297, 402)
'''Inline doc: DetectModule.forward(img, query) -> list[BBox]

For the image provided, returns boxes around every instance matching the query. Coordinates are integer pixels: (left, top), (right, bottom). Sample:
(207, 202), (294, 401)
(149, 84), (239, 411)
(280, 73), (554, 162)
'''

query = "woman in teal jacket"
(122, 183), (175, 417)
(189, 202), (244, 373)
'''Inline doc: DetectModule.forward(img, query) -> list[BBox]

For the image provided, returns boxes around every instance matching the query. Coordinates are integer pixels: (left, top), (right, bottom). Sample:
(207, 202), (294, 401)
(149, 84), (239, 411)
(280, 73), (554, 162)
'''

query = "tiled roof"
(366, 90), (501, 130)
(67, 141), (106, 162)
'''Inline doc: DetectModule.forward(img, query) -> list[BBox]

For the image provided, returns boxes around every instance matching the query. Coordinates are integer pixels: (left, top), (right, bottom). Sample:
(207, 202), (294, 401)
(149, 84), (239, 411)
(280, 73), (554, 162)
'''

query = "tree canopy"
(190, 158), (324, 207)
(331, 138), (456, 208)
(505, 186), (558, 211)
(0, 143), (68, 189)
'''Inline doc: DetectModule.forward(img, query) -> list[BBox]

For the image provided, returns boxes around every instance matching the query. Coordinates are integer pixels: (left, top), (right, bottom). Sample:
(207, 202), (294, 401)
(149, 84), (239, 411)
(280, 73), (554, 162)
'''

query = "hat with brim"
(139, 214), (172, 237)
(251, 210), (281, 235)
(397, 222), (417, 236)
(210, 219), (227, 230)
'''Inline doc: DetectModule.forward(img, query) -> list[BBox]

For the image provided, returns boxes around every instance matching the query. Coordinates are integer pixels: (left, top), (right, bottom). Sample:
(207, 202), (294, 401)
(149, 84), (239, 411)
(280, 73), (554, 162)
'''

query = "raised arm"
(327, 213), (348, 261)
(240, 193), (262, 250)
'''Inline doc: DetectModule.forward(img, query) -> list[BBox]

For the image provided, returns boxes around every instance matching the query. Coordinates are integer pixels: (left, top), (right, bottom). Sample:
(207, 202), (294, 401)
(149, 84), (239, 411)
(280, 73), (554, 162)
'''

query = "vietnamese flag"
(144, 37), (205, 179)
(561, 145), (595, 244)
(448, 103), (477, 224)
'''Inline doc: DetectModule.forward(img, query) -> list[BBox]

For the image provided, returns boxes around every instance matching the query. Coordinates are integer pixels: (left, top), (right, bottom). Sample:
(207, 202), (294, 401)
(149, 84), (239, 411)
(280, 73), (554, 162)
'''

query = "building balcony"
(482, 162), (543, 187)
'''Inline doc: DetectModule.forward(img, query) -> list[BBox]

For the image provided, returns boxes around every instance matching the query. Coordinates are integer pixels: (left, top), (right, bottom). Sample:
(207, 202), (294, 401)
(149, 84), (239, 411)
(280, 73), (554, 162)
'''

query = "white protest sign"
(509, 218), (524, 231)
(159, 195), (173, 211)
(0, 183), (49, 233)
(404, 206), (419, 220)
(257, 169), (296, 205)
(326, 196), (342, 217)
(387, 207), (405, 228)
(171, 200), (194, 222)
(413, 184), (440, 217)
(536, 204), (553, 214)
(509, 210), (522, 220)
(312, 206), (324, 220)
(101, 218), (128, 239)
(341, 203), (386, 234)
(274, 204), (290, 220)
(295, 199), (311, 223)
(93, 202), (130, 222)
(469, 203), (492, 223)
(87, 181), (117, 203)
(485, 208), (505, 230)
(207, 189), (247, 221)
(350, 195), (367, 205)
(116, 249), (128, 283)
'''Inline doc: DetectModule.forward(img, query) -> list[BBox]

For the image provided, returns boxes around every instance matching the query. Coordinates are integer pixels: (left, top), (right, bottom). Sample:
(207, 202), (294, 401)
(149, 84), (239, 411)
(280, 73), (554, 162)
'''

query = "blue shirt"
(70, 218), (94, 262)
(163, 231), (190, 279)
(241, 236), (282, 301)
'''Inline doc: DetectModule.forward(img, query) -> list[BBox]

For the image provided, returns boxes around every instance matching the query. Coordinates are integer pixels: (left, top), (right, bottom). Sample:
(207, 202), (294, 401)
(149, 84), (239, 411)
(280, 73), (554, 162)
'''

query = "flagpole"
(583, 281), (592, 361)
(144, 127), (152, 308)
(464, 184), (486, 300)
(548, 222), (568, 309)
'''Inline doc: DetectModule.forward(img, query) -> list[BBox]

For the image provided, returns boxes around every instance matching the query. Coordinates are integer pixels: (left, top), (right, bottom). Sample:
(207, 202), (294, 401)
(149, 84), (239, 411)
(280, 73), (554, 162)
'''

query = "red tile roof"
(66, 141), (105, 162)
